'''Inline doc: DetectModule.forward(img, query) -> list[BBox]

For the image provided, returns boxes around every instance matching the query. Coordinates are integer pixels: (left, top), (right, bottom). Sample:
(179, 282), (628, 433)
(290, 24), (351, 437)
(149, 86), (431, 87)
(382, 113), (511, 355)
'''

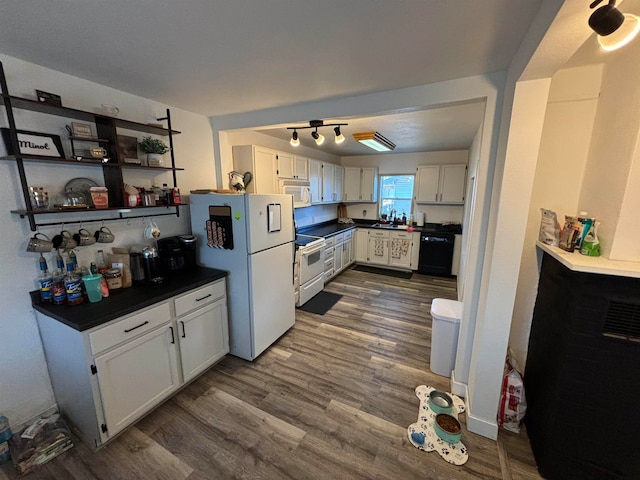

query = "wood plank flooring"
(1, 267), (542, 479)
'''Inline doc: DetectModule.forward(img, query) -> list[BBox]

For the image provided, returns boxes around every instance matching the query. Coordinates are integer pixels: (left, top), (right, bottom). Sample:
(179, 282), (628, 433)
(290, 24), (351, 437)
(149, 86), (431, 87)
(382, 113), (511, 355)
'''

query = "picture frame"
(117, 135), (140, 164)
(35, 89), (62, 107)
(71, 122), (92, 138)
(1, 128), (65, 158)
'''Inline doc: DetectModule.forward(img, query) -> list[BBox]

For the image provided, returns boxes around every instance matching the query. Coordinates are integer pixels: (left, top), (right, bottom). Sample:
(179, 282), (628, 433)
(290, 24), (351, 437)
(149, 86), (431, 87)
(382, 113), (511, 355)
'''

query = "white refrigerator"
(189, 193), (295, 360)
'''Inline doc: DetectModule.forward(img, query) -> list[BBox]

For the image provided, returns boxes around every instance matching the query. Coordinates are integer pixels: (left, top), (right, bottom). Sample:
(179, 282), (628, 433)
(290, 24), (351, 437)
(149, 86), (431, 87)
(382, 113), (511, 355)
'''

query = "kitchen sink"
(371, 223), (409, 230)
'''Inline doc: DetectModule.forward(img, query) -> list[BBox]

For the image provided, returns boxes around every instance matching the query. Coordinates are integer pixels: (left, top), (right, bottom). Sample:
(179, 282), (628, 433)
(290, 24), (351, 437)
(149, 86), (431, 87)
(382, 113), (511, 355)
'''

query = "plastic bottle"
(64, 263), (84, 305)
(162, 183), (170, 205)
(96, 249), (108, 274)
(68, 250), (78, 272)
(37, 254), (53, 303)
(52, 252), (66, 305)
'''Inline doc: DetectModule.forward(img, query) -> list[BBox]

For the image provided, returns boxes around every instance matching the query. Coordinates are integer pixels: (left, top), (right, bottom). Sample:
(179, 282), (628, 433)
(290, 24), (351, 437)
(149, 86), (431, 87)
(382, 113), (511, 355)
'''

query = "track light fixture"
(287, 120), (348, 147)
(352, 131), (396, 152)
(589, 0), (640, 51)
(290, 130), (300, 147)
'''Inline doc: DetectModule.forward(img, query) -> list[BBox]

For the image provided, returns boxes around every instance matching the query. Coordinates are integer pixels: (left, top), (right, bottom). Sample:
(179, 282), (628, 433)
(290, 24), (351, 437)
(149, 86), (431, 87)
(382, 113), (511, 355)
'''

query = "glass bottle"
(96, 249), (108, 274)
(64, 263), (84, 305)
(37, 254), (53, 303)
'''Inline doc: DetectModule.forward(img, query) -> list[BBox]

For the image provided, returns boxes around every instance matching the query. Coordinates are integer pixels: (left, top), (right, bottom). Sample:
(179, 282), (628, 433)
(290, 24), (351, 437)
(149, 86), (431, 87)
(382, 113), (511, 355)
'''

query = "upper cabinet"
(277, 152), (308, 181)
(322, 163), (335, 203)
(334, 165), (344, 205)
(308, 159), (342, 204)
(343, 167), (378, 203)
(309, 159), (322, 204)
(415, 164), (466, 204)
(232, 145), (278, 194)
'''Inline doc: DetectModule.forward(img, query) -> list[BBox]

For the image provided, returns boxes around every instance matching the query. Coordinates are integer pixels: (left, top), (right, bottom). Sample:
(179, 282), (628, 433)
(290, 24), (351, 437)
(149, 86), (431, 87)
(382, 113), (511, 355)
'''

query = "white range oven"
(295, 234), (326, 306)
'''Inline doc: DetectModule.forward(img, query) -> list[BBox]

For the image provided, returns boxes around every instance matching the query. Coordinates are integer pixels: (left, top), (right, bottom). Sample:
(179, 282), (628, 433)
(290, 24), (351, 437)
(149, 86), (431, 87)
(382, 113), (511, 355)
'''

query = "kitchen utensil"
(53, 190), (88, 209)
(129, 252), (145, 282)
(64, 177), (98, 207)
(178, 234), (197, 270)
(29, 186), (49, 210)
(89, 147), (107, 158)
(26, 233), (53, 253)
(73, 228), (96, 246)
(142, 245), (163, 283)
(144, 221), (161, 240)
(52, 230), (78, 251)
(94, 226), (115, 243)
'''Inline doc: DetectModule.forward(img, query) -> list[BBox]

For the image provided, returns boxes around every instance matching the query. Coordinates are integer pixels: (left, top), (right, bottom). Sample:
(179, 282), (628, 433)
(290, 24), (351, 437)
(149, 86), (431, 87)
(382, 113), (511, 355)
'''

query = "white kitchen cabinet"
(334, 165), (344, 204)
(388, 231), (413, 269)
(309, 159), (322, 205)
(343, 167), (378, 202)
(342, 229), (354, 268)
(36, 277), (229, 448)
(367, 230), (390, 265)
(355, 228), (369, 263)
(232, 145), (278, 194)
(334, 235), (344, 275)
(324, 235), (335, 281)
(278, 153), (308, 180)
(415, 164), (466, 204)
(322, 163), (335, 203)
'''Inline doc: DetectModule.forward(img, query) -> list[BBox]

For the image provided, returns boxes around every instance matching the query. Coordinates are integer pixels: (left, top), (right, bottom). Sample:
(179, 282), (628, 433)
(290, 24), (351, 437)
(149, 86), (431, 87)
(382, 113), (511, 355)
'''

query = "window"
(379, 174), (414, 221)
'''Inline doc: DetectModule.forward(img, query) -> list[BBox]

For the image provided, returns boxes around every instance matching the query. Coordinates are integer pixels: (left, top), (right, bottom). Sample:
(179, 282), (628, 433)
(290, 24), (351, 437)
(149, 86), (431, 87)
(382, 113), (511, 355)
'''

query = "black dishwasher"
(417, 233), (454, 276)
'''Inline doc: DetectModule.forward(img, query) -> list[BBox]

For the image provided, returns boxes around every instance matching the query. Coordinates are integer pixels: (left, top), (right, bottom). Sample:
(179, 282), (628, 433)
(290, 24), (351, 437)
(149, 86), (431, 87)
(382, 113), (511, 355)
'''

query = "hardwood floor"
(1, 267), (542, 479)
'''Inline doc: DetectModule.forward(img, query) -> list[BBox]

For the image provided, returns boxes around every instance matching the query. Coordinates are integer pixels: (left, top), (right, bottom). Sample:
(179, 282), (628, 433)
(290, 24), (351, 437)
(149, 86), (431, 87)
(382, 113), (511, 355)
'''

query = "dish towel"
(391, 239), (410, 258)
(374, 238), (385, 256)
(407, 385), (469, 465)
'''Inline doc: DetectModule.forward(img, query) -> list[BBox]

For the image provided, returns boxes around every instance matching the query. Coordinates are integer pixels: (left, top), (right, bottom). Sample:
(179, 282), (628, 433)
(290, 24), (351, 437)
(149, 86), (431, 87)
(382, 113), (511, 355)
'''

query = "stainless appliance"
(189, 193), (295, 361)
(142, 245), (163, 283)
(295, 234), (326, 306)
(417, 233), (454, 276)
(178, 234), (197, 270)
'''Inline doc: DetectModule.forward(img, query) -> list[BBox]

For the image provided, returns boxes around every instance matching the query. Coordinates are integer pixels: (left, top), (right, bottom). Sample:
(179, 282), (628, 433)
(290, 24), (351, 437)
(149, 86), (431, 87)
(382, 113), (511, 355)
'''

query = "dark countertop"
(31, 267), (227, 332)
(299, 220), (462, 237)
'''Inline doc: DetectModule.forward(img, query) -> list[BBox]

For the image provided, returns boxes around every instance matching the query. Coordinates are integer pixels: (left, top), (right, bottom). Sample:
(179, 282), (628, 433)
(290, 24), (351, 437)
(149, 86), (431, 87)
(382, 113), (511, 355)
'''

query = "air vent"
(603, 300), (640, 342)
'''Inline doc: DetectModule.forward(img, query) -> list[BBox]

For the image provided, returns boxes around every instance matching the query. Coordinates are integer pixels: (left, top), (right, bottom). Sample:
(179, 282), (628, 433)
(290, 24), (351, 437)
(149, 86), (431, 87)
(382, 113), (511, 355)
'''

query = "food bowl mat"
(407, 385), (469, 465)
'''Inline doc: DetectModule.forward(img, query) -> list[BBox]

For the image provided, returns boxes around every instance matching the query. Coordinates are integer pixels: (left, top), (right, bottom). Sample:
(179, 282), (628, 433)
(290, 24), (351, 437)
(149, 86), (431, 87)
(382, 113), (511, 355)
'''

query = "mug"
(52, 230), (78, 251)
(73, 228), (96, 246)
(26, 233), (53, 253)
(95, 226), (115, 243)
(90, 147), (108, 158)
(101, 104), (119, 116)
(144, 221), (161, 240)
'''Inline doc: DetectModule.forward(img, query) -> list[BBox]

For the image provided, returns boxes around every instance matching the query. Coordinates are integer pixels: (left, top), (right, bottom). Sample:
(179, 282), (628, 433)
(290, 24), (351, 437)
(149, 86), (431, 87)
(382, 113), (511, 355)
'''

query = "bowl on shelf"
(434, 413), (462, 444)
(428, 390), (454, 414)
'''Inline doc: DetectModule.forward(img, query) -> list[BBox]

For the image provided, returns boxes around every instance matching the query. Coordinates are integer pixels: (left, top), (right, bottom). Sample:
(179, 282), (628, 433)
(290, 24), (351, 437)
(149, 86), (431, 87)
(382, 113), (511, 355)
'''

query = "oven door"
(299, 240), (325, 285)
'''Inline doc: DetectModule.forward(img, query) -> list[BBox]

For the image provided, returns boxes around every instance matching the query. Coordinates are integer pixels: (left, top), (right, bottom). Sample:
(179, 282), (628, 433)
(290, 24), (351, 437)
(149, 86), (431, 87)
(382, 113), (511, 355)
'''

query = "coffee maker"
(157, 235), (197, 275)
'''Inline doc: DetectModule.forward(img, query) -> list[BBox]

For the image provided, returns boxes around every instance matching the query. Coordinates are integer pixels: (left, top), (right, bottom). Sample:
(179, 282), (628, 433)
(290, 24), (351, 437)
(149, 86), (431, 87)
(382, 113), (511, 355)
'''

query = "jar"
(104, 268), (123, 291)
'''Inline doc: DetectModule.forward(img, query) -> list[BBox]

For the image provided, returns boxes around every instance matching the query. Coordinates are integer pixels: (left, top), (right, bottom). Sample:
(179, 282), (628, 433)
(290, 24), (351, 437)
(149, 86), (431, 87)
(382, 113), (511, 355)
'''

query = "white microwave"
(280, 180), (311, 208)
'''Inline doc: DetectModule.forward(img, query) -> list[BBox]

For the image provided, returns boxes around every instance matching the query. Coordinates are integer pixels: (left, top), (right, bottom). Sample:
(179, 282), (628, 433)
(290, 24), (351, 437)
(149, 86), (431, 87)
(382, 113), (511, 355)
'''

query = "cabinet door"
(276, 151), (295, 179)
(343, 237), (353, 268)
(294, 155), (309, 180)
(178, 299), (229, 383)
(94, 325), (179, 438)
(389, 232), (412, 269)
(440, 165), (466, 204)
(309, 159), (322, 204)
(367, 231), (389, 265)
(415, 165), (440, 203)
(253, 146), (278, 194)
(322, 163), (335, 203)
(360, 168), (378, 203)
(355, 228), (369, 262)
(334, 165), (344, 203)
(343, 167), (361, 202)
(334, 241), (344, 274)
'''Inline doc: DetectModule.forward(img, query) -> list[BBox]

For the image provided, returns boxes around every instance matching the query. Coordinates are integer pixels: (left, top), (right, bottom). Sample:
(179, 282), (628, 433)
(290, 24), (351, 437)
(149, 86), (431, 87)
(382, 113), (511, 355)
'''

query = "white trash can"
(429, 298), (462, 377)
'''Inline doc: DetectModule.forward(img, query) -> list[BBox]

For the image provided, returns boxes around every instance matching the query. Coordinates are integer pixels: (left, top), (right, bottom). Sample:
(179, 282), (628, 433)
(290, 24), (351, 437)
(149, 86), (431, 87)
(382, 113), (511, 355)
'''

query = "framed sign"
(1, 128), (65, 158)
(117, 135), (140, 164)
(35, 89), (62, 107)
(71, 122), (92, 138)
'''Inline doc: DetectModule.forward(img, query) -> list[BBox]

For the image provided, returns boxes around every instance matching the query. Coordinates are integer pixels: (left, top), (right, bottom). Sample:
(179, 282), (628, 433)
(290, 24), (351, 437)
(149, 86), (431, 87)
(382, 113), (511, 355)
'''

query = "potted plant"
(138, 136), (169, 166)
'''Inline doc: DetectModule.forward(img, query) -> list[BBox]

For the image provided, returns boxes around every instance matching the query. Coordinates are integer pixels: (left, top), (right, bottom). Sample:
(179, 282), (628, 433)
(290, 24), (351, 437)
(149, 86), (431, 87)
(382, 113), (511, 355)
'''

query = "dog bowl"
(428, 390), (454, 414)
(434, 413), (462, 444)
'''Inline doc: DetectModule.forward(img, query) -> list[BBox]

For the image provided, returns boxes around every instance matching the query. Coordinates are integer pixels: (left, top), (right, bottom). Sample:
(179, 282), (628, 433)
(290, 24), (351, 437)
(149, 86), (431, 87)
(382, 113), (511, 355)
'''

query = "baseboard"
(11, 404), (58, 433)
(450, 370), (466, 398)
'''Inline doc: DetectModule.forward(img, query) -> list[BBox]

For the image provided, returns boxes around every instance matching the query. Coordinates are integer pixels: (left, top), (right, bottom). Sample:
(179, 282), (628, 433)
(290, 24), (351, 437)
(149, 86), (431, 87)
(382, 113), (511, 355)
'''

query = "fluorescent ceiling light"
(352, 131), (395, 152)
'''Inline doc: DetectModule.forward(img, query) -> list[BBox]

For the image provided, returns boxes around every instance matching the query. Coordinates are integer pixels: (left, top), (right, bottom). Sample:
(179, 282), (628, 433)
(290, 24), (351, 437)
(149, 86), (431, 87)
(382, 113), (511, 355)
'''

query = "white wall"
(341, 150), (469, 224)
(509, 64), (601, 369)
(0, 54), (215, 428)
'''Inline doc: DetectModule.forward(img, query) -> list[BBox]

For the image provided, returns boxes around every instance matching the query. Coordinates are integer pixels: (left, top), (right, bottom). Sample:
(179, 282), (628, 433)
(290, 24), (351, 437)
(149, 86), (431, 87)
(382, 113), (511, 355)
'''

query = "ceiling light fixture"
(287, 120), (348, 147)
(589, 0), (640, 51)
(290, 130), (300, 147)
(352, 131), (396, 152)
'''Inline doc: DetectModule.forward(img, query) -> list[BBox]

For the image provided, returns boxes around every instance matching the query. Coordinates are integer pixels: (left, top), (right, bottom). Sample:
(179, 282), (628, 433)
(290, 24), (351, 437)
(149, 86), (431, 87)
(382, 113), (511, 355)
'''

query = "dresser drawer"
(174, 279), (226, 317)
(89, 302), (171, 355)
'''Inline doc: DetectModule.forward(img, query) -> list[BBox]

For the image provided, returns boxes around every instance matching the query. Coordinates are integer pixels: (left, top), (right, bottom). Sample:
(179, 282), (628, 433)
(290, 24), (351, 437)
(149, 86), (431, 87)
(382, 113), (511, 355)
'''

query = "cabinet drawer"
(369, 230), (389, 238)
(344, 230), (353, 241)
(333, 233), (344, 244)
(324, 258), (334, 273)
(90, 302), (171, 355)
(390, 231), (412, 239)
(324, 236), (336, 248)
(174, 280), (226, 317)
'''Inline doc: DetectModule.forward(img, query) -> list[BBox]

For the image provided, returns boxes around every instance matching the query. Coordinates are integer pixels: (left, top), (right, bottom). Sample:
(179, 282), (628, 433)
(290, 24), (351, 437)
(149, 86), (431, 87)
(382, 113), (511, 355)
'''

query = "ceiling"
(0, 0), (544, 155)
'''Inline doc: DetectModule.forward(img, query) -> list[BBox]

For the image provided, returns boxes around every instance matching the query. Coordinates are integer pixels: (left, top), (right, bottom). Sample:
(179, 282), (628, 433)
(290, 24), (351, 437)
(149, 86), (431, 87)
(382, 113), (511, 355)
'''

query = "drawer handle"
(169, 326), (175, 344)
(196, 293), (212, 302)
(124, 321), (149, 333)
(180, 320), (186, 338)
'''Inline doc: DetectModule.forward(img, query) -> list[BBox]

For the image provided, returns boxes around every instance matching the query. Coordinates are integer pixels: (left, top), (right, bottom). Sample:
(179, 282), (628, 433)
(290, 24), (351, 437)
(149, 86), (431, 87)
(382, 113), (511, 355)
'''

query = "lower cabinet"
(357, 228), (415, 270)
(323, 229), (356, 282)
(36, 277), (229, 448)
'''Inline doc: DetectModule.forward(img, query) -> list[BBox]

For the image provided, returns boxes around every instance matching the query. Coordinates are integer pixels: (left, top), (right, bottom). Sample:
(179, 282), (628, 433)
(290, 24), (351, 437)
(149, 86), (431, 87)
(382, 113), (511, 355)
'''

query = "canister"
(104, 268), (123, 291)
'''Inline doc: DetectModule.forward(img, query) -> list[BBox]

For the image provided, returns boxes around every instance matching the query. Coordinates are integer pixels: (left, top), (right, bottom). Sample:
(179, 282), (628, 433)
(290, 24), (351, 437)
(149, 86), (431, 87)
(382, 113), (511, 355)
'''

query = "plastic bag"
(538, 208), (559, 246)
(498, 354), (527, 433)
(558, 215), (580, 252)
(580, 220), (600, 256)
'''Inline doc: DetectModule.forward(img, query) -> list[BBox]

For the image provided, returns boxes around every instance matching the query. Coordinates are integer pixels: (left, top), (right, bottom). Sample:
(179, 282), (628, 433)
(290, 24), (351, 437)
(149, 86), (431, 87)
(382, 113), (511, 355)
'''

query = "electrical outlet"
(362, 210), (367, 217)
